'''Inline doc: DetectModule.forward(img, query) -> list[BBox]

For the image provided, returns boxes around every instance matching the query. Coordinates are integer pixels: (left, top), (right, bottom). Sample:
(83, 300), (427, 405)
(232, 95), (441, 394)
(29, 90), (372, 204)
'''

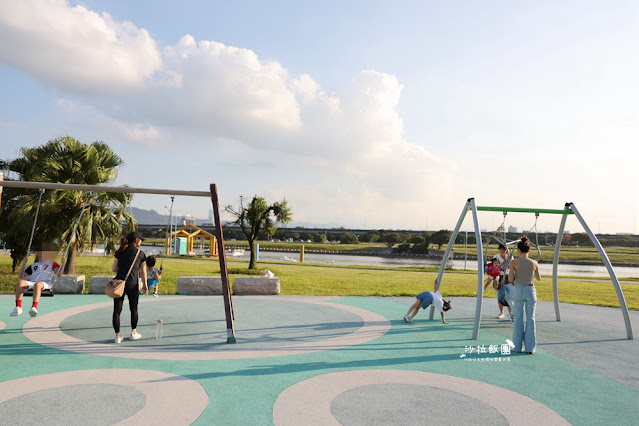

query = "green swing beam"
(475, 206), (575, 215)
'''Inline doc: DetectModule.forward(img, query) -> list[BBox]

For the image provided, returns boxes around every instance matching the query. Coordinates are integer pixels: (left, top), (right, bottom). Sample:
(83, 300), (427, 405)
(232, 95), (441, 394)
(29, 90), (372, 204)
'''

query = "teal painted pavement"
(0, 294), (637, 425)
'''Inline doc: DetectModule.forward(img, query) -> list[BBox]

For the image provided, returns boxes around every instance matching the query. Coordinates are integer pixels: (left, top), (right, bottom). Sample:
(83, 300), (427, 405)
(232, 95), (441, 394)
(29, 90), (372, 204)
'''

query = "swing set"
(431, 198), (633, 341)
(20, 188), (91, 297)
(0, 179), (237, 343)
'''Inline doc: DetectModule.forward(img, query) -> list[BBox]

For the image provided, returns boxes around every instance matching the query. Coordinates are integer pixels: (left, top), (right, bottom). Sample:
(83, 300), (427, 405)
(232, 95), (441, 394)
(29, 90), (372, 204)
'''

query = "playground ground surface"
(0, 293), (638, 425)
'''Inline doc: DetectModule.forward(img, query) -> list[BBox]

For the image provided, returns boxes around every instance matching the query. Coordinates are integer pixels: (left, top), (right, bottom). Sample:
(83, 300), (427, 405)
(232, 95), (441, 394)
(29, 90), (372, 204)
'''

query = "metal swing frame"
(430, 198), (633, 340)
(0, 179), (237, 343)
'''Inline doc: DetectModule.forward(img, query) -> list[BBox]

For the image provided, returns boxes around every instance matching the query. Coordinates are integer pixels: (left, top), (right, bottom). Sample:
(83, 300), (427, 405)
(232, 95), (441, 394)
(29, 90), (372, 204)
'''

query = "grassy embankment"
(149, 239), (639, 266)
(0, 253), (637, 310)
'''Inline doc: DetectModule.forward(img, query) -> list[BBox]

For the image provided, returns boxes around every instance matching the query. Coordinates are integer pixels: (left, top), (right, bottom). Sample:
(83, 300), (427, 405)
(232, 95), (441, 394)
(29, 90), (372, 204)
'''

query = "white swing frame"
(430, 198), (633, 340)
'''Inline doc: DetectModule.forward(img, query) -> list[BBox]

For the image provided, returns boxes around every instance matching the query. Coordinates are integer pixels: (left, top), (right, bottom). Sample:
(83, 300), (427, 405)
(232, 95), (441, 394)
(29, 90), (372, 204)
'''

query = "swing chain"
(25, 188), (45, 257)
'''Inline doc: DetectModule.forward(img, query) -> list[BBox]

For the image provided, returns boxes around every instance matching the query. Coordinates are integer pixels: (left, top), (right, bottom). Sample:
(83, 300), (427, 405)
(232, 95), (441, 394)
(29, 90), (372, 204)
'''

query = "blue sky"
(1, 0), (637, 235)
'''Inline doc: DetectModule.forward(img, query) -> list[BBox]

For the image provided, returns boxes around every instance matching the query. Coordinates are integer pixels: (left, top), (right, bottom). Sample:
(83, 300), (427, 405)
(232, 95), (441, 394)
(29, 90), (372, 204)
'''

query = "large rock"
(177, 276), (223, 295)
(89, 275), (113, 294)
(52, 275), (85, 294)
(233, 277), (280, 295)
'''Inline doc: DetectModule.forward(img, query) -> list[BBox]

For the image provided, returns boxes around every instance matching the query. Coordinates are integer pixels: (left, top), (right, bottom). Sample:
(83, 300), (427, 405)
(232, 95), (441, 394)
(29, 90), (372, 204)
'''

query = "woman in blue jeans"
(508, 236), (541, 354)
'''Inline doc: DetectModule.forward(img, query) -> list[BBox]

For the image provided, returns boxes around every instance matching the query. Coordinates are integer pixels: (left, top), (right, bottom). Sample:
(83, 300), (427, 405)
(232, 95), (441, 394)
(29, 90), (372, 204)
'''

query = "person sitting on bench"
(10, 243), (60, 317)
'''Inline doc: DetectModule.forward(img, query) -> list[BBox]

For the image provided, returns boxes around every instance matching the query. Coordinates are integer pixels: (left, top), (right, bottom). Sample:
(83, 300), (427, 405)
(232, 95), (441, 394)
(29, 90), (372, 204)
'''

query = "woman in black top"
(111, 231), (147, 343)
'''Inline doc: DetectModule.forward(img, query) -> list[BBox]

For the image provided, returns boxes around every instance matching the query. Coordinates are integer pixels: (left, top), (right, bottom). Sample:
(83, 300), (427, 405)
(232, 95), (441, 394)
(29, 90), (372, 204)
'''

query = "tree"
(383, 233), (401, 248)
(431, 229), (452, 250)
(570, 233), (592, 247)
(225, 195), (292, 269)
(339, 232), (359, 244)
(409, 235), (425, 245)
(0, 136), (135, 273)
(363, 231), (380, 243)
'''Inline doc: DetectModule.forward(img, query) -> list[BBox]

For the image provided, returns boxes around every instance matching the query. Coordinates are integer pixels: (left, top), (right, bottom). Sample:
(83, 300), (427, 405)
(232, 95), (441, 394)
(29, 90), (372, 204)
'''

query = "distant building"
(508, 226), (518, 233)
(182, 215), (196, 226)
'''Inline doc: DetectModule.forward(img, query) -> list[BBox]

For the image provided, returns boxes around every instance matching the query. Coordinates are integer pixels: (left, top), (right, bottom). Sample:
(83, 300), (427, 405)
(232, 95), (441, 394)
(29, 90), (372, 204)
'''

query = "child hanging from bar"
(146, 255), (162, 298)
(404, 279), (451, 324)
(10, 243), (60, 317)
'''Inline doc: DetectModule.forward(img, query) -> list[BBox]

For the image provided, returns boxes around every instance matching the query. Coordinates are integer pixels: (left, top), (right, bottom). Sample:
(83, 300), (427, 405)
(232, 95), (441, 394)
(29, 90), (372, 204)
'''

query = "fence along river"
(138, 245), (639, 279)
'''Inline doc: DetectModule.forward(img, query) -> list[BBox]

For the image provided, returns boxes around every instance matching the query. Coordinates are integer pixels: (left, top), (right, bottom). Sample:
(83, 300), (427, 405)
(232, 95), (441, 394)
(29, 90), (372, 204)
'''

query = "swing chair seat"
(23, 288), (54, 297)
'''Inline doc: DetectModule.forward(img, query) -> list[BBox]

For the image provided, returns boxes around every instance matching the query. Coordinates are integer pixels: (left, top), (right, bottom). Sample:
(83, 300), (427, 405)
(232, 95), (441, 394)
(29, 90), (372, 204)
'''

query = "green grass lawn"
(1, 254), (637, 310)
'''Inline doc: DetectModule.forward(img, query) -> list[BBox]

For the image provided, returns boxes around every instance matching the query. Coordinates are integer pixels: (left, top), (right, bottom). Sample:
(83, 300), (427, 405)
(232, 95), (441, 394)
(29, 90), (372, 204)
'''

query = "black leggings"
(112, 284), (140, 334)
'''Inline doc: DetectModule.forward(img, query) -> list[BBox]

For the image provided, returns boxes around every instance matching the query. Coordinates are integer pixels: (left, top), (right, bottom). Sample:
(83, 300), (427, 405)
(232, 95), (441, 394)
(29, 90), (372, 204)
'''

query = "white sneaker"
(497, 313), (505, 319)
(10, 306), (22, 316)
(482, 288), (486, 294)
(403, 315), (411, 323)
(506, 313), (513, 321)
(153, 293), (158, 298)
(29, 306), (38, 317)
(115, 335), (123, 344)
(129, 332), (142, 340)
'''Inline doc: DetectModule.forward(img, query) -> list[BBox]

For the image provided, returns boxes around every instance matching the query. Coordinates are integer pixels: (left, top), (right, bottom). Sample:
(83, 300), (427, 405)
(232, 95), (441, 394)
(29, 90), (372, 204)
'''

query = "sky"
(0, 0), (638, 235)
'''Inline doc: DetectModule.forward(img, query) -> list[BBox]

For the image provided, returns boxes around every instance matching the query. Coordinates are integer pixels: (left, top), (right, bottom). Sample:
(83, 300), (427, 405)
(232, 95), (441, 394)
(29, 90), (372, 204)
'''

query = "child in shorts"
(404, 279), (451, 324)
(146, 256), (162, 297)
(9, 243), (60, 317)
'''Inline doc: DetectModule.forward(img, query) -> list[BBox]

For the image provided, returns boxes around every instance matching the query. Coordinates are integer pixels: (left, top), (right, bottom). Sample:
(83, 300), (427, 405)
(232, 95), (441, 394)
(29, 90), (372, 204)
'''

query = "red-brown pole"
(210, 183), (236, 343)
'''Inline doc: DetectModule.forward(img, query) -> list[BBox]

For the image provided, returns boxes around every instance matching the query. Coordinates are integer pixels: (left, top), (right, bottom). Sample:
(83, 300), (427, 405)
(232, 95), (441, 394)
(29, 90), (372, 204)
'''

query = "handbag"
(105, 249), (140, 298)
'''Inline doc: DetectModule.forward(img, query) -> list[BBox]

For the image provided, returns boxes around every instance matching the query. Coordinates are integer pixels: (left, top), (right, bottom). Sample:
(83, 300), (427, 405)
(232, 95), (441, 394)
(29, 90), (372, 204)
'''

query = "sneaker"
(506, 313), (513, 322)
(153, 293), (158, 298)
(29, 306), (38, 317)
(403, 315), (410, 323)
(497, 313), (505, 319)
(115, 335), (123, 344)
(10, 306), (22, 316)
(129, 332), (142, 340)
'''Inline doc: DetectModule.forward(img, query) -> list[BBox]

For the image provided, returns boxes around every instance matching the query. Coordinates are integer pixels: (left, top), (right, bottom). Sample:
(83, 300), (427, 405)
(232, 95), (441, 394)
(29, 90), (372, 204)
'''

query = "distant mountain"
(132, 207), (345, 229)
(131, 207), (172, 225)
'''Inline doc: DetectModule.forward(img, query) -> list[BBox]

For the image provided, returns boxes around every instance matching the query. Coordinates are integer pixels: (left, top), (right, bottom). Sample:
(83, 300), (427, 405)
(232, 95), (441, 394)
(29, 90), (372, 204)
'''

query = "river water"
(138, 245), (639, 279)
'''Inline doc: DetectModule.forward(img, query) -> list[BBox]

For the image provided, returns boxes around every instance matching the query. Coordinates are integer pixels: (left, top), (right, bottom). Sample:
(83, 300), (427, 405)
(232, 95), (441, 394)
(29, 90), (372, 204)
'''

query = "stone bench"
(22, 275), (86, 296)
(88, 275), (113, 294)
(177, 276), (223, 295)
(52, 275), (85, 294)
(232, 277), (280, 295)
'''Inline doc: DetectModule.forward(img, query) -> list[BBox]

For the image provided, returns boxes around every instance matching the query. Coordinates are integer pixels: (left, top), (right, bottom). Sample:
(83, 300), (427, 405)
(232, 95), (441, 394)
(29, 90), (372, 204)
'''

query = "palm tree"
(0, 136), (135, 273)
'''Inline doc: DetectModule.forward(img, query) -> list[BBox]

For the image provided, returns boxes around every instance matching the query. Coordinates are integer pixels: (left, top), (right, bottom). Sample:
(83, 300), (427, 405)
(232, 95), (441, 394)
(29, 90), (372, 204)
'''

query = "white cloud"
(0, 0), (451, 229)
(0, 0), (162, 94)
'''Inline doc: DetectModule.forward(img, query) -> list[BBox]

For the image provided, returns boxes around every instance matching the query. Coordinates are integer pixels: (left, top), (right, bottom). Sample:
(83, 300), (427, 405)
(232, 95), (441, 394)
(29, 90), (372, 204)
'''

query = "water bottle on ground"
(155, 319), (164, 340)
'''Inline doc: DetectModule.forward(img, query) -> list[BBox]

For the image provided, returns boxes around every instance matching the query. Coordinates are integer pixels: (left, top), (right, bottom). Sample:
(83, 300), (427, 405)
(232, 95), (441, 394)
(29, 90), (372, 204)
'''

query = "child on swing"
(146, 255), (162, 298)
(9, 243), (60, 317)
(483, 257), (502, 295)
(404, 279), (451, 324)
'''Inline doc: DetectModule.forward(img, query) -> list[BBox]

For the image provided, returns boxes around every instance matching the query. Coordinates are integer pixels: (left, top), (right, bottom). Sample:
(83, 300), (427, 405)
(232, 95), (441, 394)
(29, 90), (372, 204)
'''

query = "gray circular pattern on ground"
(0, 384), (145, 425)
(23, 296), (390, 360)
(60, 297), (363, 348)
(331, 384), (508, 426)
(0, 369), (208, 425)
(273, 369), (569, 425)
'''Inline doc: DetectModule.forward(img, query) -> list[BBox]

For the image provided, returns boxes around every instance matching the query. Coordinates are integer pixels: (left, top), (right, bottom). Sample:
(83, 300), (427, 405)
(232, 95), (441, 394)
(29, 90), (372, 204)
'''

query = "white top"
(432, 291), (445, 313)
(25, 260), (59, 283)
